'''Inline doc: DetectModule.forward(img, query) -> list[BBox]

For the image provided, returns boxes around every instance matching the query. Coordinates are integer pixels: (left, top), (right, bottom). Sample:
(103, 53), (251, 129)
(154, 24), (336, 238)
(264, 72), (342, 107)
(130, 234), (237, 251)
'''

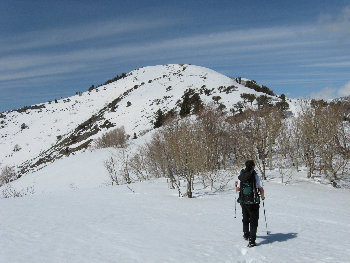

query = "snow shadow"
(192, 185), (236, 198)
(257, 232), (298, 245)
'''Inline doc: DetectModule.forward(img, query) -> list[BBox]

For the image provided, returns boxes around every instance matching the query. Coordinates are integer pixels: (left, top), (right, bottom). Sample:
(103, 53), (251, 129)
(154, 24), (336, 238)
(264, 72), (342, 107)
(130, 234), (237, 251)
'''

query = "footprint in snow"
(241, 248), (248, 255)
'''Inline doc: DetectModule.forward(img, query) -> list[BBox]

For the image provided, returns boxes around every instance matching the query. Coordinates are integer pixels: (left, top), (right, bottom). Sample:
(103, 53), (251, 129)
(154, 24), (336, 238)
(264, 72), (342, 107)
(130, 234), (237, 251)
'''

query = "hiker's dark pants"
(241, 203), (260, 241)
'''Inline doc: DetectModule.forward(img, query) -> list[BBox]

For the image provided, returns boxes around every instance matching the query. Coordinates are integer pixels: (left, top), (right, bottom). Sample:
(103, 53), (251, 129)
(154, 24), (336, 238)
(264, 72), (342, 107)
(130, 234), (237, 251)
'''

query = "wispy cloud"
(309, 87), (337, 100)
(1, 6), (350, 110)
(0, 23), (336, 83)
(0, 63), (87, 81)
(0, 18), (176, 52)
(319, 5), (350, 37)
(338, 81), (350, 97)
(305, 61), (350, 67)
(307, 81), (350, 100)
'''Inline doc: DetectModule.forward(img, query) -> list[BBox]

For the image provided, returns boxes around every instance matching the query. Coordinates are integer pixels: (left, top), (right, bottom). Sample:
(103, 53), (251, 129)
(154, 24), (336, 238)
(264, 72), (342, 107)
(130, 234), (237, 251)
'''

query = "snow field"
(1, 175), (350, 263)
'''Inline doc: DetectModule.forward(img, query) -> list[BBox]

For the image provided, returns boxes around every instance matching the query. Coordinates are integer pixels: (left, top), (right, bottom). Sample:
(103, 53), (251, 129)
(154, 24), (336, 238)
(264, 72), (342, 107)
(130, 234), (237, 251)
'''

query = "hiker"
(235, 160), (265, 247)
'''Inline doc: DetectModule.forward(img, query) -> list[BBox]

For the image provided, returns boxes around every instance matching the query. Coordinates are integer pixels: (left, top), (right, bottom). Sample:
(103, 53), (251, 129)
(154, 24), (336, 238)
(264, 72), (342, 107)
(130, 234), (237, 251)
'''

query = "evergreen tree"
(88, 85), (95, 92)
(180, 93), (192, 117)
(154, 109), (165, 128)
(191, 93), (203, 114)
(256, 95), (271, 108)
(212, 96), (222, 104)
(241, 93), (256, 105)
(276, 101), (290, 111)
(20, 123), (28, 130)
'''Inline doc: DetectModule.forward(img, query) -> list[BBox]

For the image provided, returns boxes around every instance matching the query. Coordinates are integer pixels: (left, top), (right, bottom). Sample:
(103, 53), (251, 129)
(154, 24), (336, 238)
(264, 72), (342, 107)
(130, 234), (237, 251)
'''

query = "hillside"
(0, 64), (295, 177)
(1, 148), (349, 262)
(1, 85), (349, 262)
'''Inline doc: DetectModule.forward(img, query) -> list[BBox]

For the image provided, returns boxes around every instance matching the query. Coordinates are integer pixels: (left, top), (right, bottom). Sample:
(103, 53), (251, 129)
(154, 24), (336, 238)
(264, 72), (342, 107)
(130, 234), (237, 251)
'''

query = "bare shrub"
(227, 107), (283, 179)
(129, 149), (150, 181)
(93, 126), (128, 149)
(121, 150), (132, 184)
(1, 185), (35, 198)
(294, 103), (349, 185)
(196, 104), (230, 189)
(104, 157), (119, 185)
(104, 150), (132, 185)
(0, 166), (16, 186)
(315, 104), (349, 186)
(132, 101), (350, 189)
(142, 118), (207, 198)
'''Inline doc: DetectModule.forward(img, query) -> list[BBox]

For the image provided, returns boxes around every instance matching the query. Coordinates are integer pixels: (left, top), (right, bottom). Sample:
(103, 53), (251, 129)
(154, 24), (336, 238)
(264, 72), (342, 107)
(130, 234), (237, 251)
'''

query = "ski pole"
(234, 181), (238, 218)
(234, 193), (237, 218)
(262, 200), (270, 235)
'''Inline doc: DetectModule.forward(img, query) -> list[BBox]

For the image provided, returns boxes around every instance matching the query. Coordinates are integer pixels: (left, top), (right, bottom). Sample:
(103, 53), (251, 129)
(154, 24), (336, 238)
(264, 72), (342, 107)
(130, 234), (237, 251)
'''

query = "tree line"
(128, 100), (350, 197)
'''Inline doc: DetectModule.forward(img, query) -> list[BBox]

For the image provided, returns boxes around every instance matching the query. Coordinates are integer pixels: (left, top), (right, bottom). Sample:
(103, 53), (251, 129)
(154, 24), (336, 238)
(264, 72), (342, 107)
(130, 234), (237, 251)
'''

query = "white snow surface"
(1, 149), (350, 263)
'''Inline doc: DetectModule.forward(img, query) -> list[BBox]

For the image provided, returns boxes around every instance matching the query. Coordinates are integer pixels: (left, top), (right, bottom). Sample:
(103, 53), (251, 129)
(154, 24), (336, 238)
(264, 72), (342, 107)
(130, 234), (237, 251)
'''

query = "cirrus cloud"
(309, 87), (336, 100)
(337, 81), (350, 97)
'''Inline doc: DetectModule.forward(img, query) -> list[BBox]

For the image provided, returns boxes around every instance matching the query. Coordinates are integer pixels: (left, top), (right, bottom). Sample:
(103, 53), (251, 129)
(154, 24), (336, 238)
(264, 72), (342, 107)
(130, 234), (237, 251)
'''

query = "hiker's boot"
(243, 232), (250, 241)
(248, 237), (256, 247)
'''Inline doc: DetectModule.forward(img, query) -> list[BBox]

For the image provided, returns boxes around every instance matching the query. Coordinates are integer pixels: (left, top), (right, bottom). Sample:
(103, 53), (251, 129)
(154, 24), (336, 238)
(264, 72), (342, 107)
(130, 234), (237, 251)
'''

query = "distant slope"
(0, 64), (296, 176)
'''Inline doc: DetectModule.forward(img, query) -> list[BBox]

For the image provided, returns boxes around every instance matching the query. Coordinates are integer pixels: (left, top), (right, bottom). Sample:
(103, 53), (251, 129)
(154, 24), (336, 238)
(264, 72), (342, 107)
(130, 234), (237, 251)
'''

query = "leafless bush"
(0, 166), (16, 186)
(1, 184), (35, 198)
(93, 126), (128, 149)
(104, 150), (132, 185)
(227, 107), (283, 179)
(196, 104), (231, 189)
(294, 103), (350, 185)
(141, 118), (209, 197)
(120, 150), (132, 184)
(104, 157), (119, 185)
(129, 150), (150, 181)
(133, 101), (350, 189)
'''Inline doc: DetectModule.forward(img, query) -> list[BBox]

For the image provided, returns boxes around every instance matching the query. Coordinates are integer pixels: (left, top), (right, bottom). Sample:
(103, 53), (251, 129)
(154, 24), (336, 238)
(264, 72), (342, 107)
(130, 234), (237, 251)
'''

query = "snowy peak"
(0, 64), (284, 176)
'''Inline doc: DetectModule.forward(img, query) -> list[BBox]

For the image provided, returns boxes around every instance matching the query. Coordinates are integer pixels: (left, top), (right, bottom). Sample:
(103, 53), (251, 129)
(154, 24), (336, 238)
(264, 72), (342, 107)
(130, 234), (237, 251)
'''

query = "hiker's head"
(245, 160), (255, 171)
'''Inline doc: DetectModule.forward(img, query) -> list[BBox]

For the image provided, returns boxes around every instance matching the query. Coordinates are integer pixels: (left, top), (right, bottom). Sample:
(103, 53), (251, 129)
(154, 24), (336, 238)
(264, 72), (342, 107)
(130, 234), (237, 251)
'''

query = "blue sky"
(1, 0), (349, 112)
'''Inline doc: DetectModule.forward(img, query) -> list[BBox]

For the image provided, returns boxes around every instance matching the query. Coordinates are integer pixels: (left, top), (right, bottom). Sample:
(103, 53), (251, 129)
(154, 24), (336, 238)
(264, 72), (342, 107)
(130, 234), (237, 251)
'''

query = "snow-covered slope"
(1, 152), (349, 263)
(1, 64), (299, 176)
(1, 64), (347, 262)
(2, 148), (115, 194)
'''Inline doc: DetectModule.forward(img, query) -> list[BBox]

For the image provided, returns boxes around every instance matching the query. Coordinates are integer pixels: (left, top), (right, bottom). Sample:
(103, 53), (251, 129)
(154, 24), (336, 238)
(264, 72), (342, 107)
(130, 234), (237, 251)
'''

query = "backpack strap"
(251, 170), (260, 202)
(238, 169), (252, 181)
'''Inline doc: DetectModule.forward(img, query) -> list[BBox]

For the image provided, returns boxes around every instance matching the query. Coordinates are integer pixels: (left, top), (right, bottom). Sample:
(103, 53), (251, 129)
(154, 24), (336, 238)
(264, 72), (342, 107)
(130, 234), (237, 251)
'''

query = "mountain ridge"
(0, 64), (294, 178)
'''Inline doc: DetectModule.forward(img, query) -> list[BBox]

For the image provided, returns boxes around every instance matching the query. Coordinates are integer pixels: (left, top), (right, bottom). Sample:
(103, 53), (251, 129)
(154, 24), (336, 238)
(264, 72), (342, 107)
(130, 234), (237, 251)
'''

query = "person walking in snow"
(235, 160), (265, 247)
